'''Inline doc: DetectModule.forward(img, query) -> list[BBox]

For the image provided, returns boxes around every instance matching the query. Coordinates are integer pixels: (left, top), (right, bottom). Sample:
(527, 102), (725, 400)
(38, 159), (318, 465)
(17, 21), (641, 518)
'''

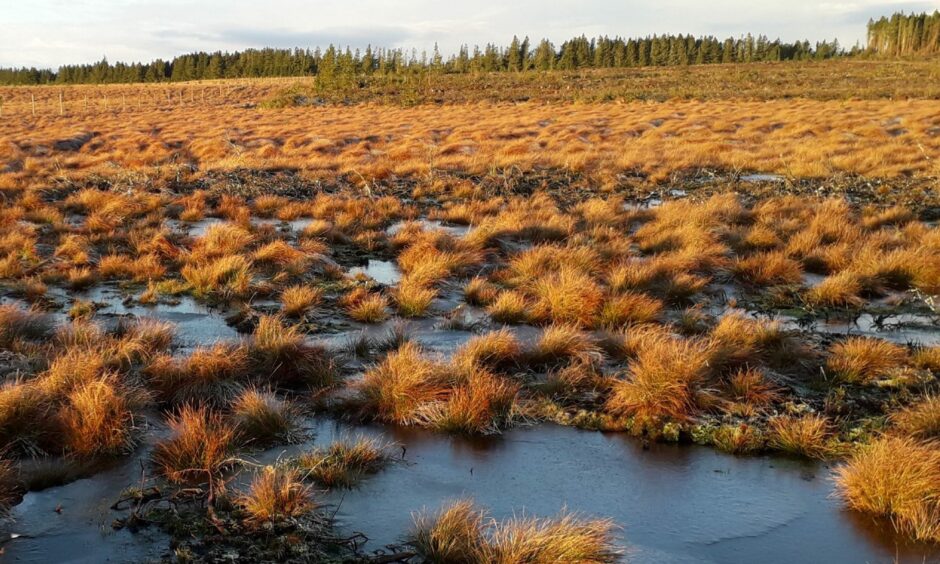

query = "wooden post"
(31, 94), (36, 116)
(122, 93), (126, 111)
(83, 95), (88, 112)
(0, 98), (4, 118)
(59, 92), (64, 116)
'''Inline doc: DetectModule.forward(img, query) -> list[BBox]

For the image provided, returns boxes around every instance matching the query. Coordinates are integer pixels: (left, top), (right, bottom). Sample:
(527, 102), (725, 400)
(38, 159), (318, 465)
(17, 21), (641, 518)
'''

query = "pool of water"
(306, 420), (937, 563)
(349, 259), (402, 286)
(3, 419), (937, 563)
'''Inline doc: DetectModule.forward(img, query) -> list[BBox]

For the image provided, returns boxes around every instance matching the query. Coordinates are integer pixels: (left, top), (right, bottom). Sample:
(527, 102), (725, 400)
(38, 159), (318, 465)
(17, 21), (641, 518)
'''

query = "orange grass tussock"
(2, 97), (939, 187)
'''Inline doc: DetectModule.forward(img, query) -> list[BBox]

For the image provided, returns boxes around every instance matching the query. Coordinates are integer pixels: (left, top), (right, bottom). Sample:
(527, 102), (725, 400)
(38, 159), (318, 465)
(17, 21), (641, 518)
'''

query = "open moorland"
(0, 58), (938, 563)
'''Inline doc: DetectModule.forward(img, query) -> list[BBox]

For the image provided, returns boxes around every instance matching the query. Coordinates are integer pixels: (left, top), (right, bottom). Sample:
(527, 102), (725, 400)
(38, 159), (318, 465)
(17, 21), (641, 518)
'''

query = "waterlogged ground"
(4, 420), (939, 563)
(2, 185), (940, 562)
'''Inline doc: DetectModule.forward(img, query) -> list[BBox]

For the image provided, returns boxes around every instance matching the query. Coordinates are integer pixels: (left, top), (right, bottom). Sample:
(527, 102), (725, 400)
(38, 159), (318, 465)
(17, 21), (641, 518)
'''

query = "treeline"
(0, 33), (845, 86)
(867, 11), (940, 55)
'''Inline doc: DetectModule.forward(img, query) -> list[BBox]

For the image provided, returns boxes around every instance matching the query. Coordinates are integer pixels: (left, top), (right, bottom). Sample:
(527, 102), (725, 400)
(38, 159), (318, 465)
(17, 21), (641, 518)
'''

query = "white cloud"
(1, 0), (937, 68)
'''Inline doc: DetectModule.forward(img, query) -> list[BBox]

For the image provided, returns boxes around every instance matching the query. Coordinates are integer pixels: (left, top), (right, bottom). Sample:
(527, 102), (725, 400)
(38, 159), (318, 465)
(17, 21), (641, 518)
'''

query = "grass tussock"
(720, 368), (780, 417)
(891, 395), (940, 441)
(395, 278), (438, 318)
(417, 370), (519, 435)
(231, 387), (302, 447)
(151, 404), (235, 484)
(597, 292), (663, 328)
(294, 436), (394, 488)
(767, 414), (834, 459)
(146, 342), (250, 405)
(835, 436), (940, 543)
(237, 465), (315, 527)
(826, 337), (908, 384)
(357, 342), (453, 426)
(464, 277), (499, 306)
(280, 285), (323, 317)
(486, 290), (531, 324)
(530, 324), (602, 368)
(346, 292), (390, 323)
(60, 376), (138, 458)
(250, 315), (338, 389)
(607, 334), (714, 429)
(452, 328), (522, 374)
(409, 498), (619, 564)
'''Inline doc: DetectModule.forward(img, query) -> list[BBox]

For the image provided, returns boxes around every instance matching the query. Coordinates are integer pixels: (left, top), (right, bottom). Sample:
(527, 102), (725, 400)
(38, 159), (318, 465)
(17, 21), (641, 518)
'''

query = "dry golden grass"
(464, 277), (500, 306)
(607, 334), (714, 428)
(410, 498), (619, 564)
(709, 312), (801, 371)
(418, 370), (519, 435)
(394, 278), (438, 318)
(146, 342), (249, 405)
(530, 266), (604, 327)
(249, 315), (337, 389)
(60, 376), (137, 458)
(804, 271), (864, 308)
(294, 436), (393, 488)
(713, 424), (765, 455)
(721, 368), (780, 417)
(280, 284), (323, 317)
(346, 292), (391, 324)
(452, 328), (522, 374)
(531, 325), (602, 368)
(181, 255), (252, 299)
(151, 404), (235, 483)
(237, 465), (315, 526)
(891, 395), (940, 441)
(826, 337), (909, 383)
(3, 86), (940, 186)
(730, 251), (803, 287)
(486, 290), (531, 324)
(597, 292), (663, 328)
(231, 387), (301, 446)
(357, 342), (453, 426)
(835, 436), (940, 543)
(767, 414), (834, 459)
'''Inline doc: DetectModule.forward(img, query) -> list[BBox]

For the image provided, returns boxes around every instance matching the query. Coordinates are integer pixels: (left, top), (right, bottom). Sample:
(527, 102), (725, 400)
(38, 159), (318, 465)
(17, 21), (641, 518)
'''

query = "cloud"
(213, 26), (415, 50)
(3, 0), (934, 68)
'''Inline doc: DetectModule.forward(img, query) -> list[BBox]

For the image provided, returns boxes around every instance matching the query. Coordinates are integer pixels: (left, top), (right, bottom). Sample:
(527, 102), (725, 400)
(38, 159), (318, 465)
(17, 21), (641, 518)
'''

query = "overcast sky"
(2, 0), (938, 68)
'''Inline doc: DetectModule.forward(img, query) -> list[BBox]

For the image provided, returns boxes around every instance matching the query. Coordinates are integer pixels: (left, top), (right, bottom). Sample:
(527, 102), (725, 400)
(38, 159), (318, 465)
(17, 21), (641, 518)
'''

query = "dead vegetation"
(0, 70), (938, 554)
(409, 498), (620, 564)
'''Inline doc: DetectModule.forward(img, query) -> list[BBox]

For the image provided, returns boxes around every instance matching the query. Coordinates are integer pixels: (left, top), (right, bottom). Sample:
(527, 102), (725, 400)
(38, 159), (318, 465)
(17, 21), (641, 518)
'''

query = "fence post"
(31, 94), (35, 116)
(59, 91), (64, 116)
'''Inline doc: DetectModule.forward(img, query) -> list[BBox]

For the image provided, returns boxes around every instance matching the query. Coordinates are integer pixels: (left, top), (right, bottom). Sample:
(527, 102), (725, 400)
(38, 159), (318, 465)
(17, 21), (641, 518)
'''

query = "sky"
(2, 0), (938, 68)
